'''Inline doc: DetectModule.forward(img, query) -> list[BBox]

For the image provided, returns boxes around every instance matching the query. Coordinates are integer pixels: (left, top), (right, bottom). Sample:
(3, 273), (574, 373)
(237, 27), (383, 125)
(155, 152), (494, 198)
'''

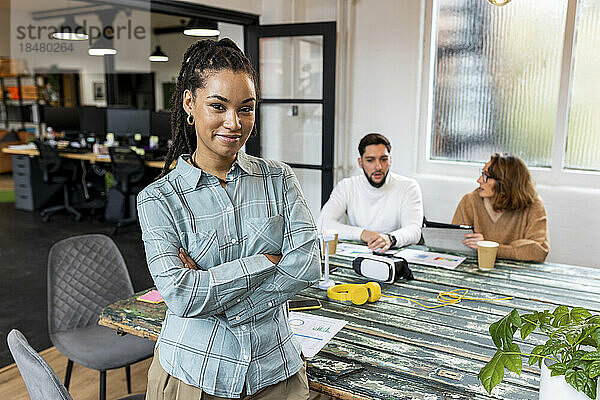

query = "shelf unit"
(0, 74), (42, 134)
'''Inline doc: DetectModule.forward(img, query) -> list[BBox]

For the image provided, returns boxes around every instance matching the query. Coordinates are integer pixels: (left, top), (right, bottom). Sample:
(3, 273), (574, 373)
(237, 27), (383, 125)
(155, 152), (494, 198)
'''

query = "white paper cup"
(320, 230), (338, 256)
(477, 240), (499, 270)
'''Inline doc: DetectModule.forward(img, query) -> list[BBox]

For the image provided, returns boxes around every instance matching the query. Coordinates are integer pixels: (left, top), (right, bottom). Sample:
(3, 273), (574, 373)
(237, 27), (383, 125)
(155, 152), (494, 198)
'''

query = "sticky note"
(137, 289), (164, 304)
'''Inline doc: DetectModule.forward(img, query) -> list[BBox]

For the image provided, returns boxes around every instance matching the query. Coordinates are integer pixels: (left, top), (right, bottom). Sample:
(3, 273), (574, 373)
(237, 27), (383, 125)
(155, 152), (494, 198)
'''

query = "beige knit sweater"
(452, 190), (549, 262)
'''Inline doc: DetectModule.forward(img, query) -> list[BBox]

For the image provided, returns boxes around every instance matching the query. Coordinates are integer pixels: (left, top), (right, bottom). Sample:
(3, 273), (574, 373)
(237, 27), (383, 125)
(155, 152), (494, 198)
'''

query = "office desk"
(1, 147), (168, 169)
(98, 248), (600, 399)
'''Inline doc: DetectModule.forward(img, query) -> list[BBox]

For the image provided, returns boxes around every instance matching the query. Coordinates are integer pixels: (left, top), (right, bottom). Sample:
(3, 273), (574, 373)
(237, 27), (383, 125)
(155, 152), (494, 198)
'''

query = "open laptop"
(421, 220), (477, 256)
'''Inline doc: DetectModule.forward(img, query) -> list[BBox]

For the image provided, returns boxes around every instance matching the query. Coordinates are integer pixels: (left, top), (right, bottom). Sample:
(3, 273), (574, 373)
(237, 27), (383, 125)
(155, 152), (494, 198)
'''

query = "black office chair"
(34, 140), (82, 221)
(107, 147), (146, 235)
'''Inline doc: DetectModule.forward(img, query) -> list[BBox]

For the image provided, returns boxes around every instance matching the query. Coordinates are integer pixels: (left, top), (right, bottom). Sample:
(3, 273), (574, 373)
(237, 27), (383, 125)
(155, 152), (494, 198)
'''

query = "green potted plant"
(478, 305), (600, 399)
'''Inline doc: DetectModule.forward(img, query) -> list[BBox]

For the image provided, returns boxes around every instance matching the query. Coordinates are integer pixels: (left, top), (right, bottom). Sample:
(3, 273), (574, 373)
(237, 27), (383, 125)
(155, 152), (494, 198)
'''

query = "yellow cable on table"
(381, 288), (513, 309)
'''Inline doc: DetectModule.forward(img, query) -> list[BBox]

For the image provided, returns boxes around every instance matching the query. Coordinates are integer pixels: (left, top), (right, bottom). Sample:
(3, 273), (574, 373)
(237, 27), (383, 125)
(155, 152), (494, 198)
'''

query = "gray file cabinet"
(12, 154), (61, 211)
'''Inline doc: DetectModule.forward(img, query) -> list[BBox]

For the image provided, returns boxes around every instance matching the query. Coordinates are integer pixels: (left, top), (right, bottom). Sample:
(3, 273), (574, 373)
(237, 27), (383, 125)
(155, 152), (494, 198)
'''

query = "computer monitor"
(80, 106), (106, 137)
(42, 106), (80, 132)
(6, 105), (33, 122)
(151, 111), (171, 141)
(106, 107), (150, 137)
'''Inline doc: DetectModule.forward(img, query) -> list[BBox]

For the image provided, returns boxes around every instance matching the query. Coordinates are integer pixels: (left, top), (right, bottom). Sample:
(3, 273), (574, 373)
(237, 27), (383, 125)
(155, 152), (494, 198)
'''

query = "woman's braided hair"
(157, 38), (259, 179)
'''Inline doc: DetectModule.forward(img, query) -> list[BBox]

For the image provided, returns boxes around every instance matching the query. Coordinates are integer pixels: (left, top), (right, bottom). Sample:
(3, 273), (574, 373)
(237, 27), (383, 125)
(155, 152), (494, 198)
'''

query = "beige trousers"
(146, 348), (310, 400)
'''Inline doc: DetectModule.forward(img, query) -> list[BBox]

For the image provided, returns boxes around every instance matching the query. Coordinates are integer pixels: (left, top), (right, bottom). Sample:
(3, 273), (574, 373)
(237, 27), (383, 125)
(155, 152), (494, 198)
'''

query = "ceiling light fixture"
(183, 18), (220, 37)
(487, 0), (511, 6)
(52, 15), (89, 41)
(88, 36), (116, 56)
(149, 46), (169, 62)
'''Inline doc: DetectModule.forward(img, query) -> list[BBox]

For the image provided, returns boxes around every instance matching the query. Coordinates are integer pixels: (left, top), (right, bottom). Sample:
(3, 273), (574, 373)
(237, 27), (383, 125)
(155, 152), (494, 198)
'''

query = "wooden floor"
(0, 346), (150, 400)
(0, 346), (332, 400)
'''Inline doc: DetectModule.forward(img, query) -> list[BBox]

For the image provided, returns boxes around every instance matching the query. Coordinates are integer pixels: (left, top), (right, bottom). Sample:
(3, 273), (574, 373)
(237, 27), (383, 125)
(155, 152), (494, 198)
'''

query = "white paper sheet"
(335, 242), (396, 257)
(335, 242), (372, 256)
(9, 143), (36, 150)
(395, 248), (466, 270)
(288, 312), (347, 358)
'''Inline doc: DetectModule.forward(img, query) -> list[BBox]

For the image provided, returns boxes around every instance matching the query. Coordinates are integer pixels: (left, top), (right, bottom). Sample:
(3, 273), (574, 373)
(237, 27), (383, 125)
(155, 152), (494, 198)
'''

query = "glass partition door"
(246, 22), (336, 219)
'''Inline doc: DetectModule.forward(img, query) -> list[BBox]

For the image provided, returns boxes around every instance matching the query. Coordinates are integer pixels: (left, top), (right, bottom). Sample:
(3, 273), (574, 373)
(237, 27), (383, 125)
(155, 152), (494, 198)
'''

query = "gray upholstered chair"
(7, 329), (145, 400)
(47, 234), (154, 400)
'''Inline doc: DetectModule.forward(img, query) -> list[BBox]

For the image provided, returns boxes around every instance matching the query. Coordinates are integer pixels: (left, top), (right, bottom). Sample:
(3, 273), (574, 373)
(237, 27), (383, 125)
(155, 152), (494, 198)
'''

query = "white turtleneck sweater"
(317, 172), (423, 247)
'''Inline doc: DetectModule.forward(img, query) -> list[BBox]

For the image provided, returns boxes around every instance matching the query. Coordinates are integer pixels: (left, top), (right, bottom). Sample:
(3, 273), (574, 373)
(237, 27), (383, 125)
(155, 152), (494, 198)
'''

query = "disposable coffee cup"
(477, 241), (499, 270)
(320, 230), (338, 256)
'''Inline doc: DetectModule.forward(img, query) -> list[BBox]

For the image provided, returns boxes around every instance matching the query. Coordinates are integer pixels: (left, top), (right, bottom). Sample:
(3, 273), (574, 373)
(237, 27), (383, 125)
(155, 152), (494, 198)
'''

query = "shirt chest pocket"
(183, 230), (221, 270)
(244, 215), (284, 254)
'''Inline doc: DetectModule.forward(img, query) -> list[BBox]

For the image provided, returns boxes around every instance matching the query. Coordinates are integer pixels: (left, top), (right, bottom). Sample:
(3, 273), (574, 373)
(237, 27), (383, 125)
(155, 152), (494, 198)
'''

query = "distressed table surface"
(99, 245), (600, 399)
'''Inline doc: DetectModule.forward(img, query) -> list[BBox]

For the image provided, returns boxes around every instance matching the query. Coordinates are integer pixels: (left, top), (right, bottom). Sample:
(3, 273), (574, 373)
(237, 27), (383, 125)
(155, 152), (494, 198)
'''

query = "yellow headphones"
(327, 282), (381, 305)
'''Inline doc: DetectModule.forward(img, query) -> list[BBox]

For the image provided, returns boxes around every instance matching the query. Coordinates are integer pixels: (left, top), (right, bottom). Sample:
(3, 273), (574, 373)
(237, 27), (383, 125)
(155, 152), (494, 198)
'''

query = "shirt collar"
(175, 150), (261, 189)
(174, 154), (203, 189)
(235, 149), (261, 175)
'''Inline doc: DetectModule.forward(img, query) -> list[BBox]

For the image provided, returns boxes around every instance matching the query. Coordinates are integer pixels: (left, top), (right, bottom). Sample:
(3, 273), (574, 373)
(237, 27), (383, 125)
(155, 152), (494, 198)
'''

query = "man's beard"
(363, 170), (388, 188)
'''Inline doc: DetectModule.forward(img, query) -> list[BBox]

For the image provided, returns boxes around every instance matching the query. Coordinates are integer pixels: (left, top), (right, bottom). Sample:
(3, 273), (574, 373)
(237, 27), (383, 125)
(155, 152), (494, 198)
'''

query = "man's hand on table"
(360, 230), (392, 252)
(178, 248), (282, 270)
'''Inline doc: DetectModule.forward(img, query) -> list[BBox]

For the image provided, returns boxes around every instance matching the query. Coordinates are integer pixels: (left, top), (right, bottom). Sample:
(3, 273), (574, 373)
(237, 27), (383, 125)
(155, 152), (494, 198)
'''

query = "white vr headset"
(352, 254), (413, 283)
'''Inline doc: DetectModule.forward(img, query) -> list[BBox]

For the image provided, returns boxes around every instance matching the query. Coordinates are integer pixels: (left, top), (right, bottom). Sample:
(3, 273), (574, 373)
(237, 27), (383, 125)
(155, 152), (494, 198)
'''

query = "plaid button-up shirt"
(137, 151), (320, 398)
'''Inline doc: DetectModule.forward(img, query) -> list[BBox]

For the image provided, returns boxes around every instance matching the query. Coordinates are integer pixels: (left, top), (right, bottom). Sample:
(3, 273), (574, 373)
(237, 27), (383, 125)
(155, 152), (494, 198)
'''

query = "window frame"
(417, 0), (600, 188)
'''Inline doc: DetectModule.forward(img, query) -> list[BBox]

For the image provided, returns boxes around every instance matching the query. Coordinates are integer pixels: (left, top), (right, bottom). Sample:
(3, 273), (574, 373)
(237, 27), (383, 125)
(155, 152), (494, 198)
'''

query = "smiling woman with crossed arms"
(137, 39), (319, 400)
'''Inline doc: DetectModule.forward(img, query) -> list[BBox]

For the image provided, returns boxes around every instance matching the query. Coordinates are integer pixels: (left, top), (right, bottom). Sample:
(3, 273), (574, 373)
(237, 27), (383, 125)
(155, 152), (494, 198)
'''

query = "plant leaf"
(565, 369), (588, 392)
(566, 327), (583, 345)
(582, 351), (600, 361)
(529, 344), (546, 366)
(548, 362), (568, 377)
(572, 307), (593, 323)
(553, 305), (570, 327)
(489, 309), (521, 349)
(520, 321), (537, 340)
(584, 379), (597, 400)
(502, 343), (522, 375)
(538, 310), (553, 325)
(478, 350), (505, 395)
(545, 337), (568, 355)
(589, 361), (600, 378)
(592, 328), (600, 348)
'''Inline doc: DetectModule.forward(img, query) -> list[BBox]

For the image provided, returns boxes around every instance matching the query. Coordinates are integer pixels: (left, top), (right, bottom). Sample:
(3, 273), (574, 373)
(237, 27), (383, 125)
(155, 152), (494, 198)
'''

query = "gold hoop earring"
(186, 114), (194, 125)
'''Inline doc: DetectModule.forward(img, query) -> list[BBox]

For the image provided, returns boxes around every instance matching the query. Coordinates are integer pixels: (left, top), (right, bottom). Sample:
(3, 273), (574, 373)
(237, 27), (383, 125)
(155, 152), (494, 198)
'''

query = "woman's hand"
(264, 254), (282, 265)
(463, 233), (485, 249)
(179, 248), (198, 270)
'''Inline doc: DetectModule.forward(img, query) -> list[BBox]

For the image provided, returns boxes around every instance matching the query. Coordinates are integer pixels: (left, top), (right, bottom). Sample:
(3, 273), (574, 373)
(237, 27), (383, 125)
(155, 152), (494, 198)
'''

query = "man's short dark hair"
(358, 133), (391, 156)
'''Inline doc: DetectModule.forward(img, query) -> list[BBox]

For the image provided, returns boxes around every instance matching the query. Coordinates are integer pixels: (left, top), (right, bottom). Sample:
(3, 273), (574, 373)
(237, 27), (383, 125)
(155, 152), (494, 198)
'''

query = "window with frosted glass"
(565, 0), (600, 171)
(431, 0), (567, 166)
(259, 36), (323, 100)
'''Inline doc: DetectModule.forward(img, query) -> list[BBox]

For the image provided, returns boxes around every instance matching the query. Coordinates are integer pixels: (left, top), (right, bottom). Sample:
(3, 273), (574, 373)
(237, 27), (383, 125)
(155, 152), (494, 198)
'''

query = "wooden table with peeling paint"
(99, 246), (600, 399)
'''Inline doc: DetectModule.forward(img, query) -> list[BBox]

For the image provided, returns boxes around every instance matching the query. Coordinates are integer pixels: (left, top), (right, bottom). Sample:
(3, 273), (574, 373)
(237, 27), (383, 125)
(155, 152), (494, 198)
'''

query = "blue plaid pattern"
(137, 151), (320, 397)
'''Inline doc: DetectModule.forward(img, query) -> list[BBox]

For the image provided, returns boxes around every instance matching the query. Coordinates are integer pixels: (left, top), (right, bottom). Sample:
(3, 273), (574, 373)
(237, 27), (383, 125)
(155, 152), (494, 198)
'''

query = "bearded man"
(317, 133), (423, 252)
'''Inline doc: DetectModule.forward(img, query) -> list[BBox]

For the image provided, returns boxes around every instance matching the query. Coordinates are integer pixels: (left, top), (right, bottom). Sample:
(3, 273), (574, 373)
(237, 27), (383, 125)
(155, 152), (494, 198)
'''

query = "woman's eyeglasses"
(480, 169), (495, 183)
